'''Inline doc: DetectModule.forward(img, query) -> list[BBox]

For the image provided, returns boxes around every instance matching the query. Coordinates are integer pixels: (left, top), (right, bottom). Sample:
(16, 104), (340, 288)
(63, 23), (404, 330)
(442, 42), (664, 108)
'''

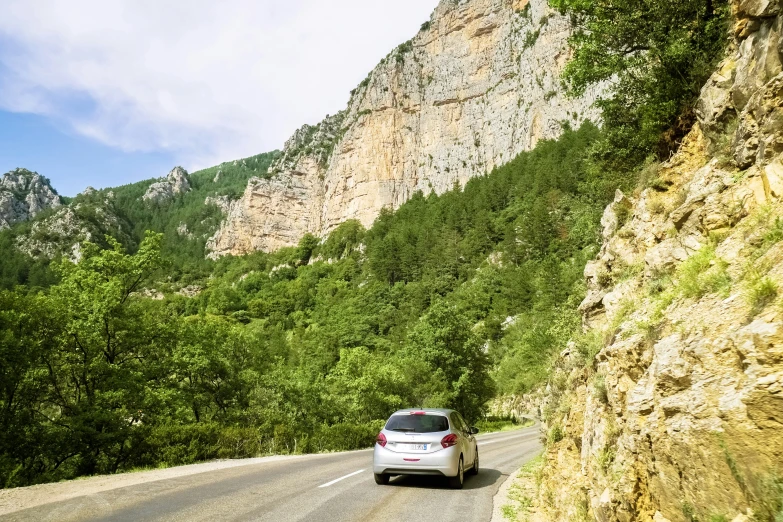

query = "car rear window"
(385, 414), (449, 433)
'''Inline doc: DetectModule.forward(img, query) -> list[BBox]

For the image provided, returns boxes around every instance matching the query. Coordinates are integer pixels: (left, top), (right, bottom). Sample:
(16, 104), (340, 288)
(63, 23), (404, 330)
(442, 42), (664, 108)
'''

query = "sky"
(0, 0), (440, 196)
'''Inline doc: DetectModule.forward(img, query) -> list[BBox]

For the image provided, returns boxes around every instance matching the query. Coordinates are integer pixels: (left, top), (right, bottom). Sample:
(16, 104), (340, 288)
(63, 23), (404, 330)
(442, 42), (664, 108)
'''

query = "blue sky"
(0, 0), (440, 196)
(0, 110), (174, 195)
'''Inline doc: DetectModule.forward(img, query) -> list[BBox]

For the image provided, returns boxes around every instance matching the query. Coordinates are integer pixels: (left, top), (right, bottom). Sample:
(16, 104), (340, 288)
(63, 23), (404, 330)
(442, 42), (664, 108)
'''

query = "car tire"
(374, 473), (390, 485)
(448, 456), (464, 489)
(468, 449), (479, 476)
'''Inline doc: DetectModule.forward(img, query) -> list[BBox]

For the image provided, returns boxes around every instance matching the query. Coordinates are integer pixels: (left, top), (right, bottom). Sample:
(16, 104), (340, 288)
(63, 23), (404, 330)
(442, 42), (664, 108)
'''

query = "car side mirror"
(470, 427), (479, 435)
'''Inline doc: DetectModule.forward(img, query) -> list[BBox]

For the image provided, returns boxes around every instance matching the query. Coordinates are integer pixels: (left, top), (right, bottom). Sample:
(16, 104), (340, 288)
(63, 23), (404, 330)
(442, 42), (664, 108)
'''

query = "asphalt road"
(3, 426), (541, 522)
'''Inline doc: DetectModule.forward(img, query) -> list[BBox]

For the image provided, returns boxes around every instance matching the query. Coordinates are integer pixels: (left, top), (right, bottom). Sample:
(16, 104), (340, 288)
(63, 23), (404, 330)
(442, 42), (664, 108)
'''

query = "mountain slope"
(206, 0), (604, 258)
(0, 152), (279, 288)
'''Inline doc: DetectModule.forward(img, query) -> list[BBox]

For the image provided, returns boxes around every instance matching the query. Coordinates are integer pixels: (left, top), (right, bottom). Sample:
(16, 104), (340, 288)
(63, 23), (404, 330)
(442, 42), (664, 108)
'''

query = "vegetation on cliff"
(552, 0), (730, 168)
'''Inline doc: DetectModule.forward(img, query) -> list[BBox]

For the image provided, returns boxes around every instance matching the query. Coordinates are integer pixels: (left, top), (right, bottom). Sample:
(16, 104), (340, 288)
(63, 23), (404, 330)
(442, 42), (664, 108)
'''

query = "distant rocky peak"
(268, 112), (347, 175)
(0, 168), (62, 230)
(142, 166), (191, 203)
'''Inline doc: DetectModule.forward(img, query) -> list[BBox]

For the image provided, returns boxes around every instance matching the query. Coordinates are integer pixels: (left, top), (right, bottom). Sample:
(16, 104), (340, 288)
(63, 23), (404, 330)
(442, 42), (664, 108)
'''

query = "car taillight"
(441, 434), (458, 448)
(411, 411), (426, 415)
(376, 432), (387, 447)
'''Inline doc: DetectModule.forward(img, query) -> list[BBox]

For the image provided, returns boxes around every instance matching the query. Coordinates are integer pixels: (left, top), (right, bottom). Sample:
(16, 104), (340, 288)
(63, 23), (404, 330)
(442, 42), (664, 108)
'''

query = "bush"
(746, 273), (778, 314)
(593, 375), (609, 404)
(677, 244), (731, 299)
(547, 425), (565, 444)
(309, 422), (384, 452)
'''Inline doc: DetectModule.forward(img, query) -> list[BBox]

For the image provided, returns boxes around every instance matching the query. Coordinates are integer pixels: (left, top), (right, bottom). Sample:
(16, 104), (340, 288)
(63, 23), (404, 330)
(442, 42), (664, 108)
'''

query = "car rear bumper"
(373, 445), (460, 477)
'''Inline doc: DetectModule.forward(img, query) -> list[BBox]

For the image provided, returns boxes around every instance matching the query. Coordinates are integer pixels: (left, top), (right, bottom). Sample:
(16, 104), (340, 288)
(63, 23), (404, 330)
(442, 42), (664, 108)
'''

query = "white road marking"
(318, 469), (366, 488)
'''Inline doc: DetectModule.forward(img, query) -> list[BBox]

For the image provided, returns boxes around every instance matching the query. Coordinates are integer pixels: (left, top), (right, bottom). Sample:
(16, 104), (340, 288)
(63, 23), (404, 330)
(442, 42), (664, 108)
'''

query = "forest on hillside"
(0, 0), (730, 488)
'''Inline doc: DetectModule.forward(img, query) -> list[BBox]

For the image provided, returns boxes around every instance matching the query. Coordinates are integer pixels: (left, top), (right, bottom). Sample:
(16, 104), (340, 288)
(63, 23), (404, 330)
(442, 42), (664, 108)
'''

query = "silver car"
(372, 408), (479, 489)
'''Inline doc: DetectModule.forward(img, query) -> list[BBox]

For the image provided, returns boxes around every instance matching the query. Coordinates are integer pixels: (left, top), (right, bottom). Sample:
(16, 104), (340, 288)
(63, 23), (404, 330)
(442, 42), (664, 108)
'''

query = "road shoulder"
(490, 453), (544, 522)
(0, 454), (311, 516)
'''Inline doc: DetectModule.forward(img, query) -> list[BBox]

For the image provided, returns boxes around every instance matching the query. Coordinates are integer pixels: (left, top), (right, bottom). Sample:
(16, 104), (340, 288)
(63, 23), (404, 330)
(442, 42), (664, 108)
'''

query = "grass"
(616, 262), (645, 282)
(718, 437), (748, 497)
(501, 504), (518, 520)
(523, 28), (541, 50)
(755, 473), (783, 522)
(499, 454), (545, 521)
(615, 203), (633, 228)
(596, 447), (615, 472)
(649, 195), (667, 214)
(763, 217), (783, 249)
(592, 374), (609, 404)
(682, 501), (697, 521)
(547, 425), (564, 445)
(572, 326), (608, 369)
(746, 272), (778, 314)
(677, 244), (731, 299)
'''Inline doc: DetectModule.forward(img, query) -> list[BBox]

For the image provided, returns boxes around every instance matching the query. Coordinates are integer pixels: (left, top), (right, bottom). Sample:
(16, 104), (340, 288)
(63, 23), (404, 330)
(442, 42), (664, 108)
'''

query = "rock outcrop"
(521, 3), (783, 519)
(142, 167), (191, 203)
(0, 169), (62, 229)
(204, 195), (232, 215)
(207, 0), (603, 258)
(16, 191), (129, 261)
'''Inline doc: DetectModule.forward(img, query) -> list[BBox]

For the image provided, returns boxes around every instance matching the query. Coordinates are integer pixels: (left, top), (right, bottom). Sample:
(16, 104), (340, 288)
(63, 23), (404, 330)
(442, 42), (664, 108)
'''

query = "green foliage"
(755, 474), (783, 522)
(0, 124), (621, 487)
(396, 40), (414, 64)
(0, 151), (280, 290)
(474, 416), (529, 433)
(677, 243), (731, 299)
(523, 28), (541, 50)
(551, 0), (730, 169)
(596, 447), (615, 472)
(547, 424), (564, 444)
(593, 374), (608, 404)
(746, 273), (778, 315)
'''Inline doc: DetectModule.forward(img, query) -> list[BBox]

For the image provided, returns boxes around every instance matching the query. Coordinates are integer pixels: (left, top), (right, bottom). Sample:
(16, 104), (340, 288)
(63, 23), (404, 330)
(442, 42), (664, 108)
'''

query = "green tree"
(44, 232), (176, 476)
(404, 301), (495, 421)
(551, 0), (729, 167)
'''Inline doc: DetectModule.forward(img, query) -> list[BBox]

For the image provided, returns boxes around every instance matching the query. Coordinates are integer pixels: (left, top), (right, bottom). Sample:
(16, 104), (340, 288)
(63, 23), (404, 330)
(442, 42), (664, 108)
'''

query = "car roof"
(391, 408), (455, 416)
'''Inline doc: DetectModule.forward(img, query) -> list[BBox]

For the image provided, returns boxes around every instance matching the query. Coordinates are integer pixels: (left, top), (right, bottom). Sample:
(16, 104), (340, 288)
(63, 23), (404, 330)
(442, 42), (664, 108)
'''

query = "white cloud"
(0, 0), (440, 169)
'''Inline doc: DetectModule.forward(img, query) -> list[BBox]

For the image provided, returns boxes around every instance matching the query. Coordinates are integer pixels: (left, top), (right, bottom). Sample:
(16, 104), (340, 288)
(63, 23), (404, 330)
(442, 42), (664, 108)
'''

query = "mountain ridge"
(205, 0), (605, 258)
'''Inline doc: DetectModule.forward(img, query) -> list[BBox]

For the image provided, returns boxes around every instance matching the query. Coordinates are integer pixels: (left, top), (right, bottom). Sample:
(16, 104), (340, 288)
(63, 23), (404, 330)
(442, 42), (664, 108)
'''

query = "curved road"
(3, 426), (541, 522)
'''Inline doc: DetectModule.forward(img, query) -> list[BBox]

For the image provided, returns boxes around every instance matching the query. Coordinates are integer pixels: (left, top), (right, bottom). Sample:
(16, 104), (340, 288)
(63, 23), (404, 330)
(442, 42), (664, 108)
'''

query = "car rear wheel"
(448, 456), (464, 489)
(374, 473), (390, 485)
(468, 449), (479, 476)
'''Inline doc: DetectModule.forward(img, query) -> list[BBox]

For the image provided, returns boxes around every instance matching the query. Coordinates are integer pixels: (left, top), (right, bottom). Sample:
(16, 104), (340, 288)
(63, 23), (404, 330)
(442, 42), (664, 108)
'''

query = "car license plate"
(409, 444), (427, 450)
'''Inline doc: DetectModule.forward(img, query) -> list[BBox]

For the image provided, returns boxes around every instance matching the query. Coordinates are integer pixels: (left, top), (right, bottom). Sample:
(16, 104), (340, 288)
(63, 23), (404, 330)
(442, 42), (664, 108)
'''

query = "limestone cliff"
(142, 167), (191, 203)
(0, 169), (62, 230)
(207, 0), (603, 258)
(517, 3), (783, 520)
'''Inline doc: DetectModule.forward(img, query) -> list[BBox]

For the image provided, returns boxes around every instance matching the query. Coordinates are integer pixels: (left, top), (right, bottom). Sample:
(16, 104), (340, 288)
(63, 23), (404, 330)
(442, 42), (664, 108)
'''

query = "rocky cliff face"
(520, 3), (783, 520)
(16, 190), (129, 262)
(0, 169), (62, 229)
(207, 0), (603, 258)
(142, 167), (191, 203)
